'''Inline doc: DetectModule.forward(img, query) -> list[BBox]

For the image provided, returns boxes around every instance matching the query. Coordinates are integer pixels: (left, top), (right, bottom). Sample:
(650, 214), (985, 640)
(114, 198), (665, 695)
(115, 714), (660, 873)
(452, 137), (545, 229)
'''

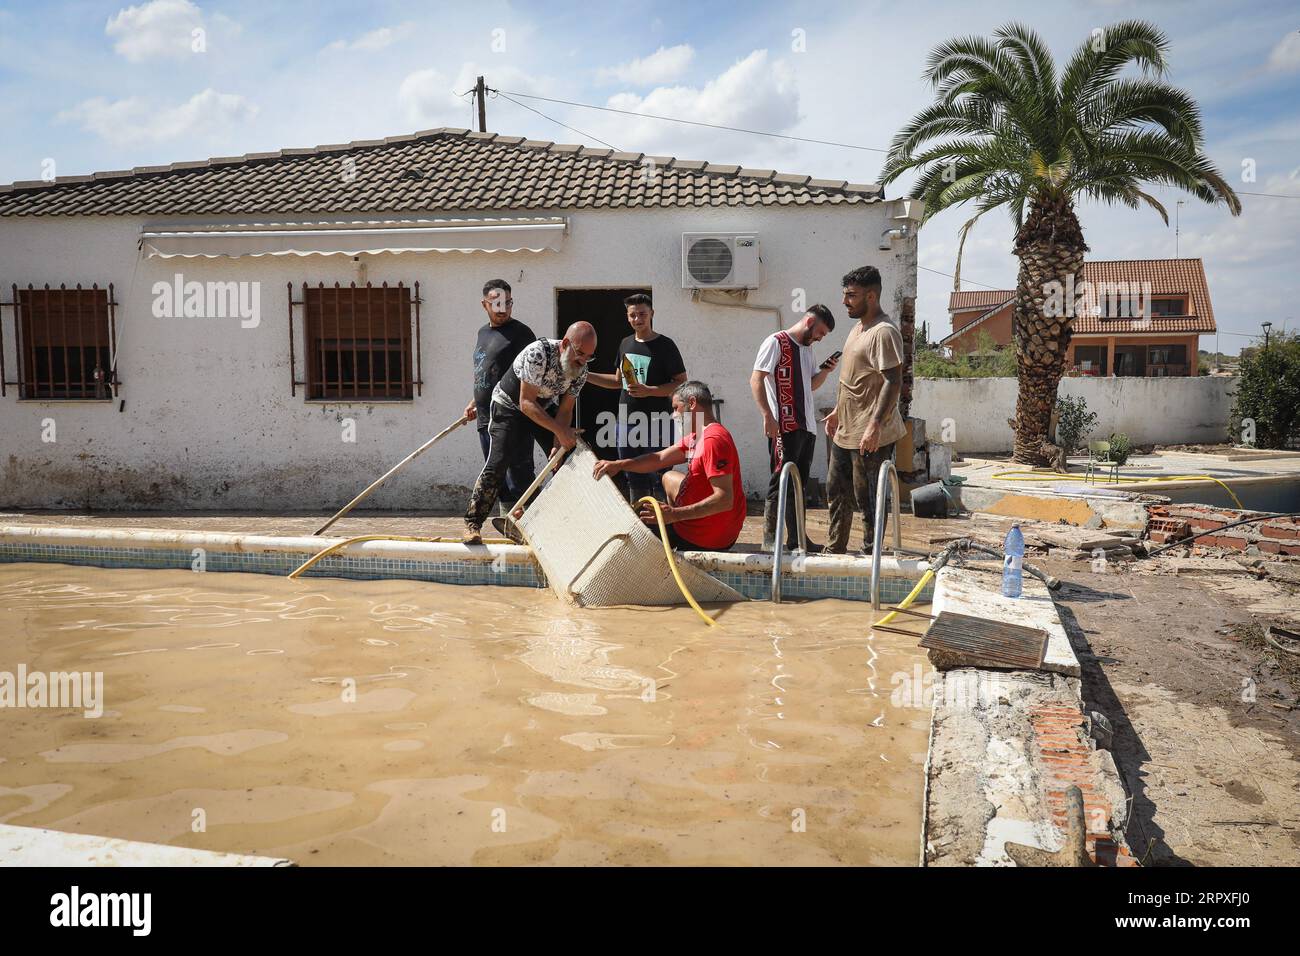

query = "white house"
(0, 128), (921, 511)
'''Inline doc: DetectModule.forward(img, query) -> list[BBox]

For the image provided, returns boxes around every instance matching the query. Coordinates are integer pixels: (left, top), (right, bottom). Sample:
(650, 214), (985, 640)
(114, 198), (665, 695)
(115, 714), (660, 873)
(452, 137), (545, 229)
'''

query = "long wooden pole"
(314, 415), (469, 536)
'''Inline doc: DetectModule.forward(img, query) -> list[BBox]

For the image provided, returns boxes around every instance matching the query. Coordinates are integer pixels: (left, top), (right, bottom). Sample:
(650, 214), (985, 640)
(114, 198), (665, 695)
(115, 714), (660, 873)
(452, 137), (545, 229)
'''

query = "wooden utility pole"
(475, 76), (487, 133)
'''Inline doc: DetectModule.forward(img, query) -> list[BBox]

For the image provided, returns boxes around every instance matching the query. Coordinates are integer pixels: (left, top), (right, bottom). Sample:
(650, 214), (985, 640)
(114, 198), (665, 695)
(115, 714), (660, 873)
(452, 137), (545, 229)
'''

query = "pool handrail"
(770, 460), (807, 604)
(871, 458), (903, 609)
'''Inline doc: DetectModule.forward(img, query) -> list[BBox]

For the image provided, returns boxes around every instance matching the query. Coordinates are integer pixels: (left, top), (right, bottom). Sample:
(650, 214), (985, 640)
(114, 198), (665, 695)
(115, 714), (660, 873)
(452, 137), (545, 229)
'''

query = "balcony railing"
(1145, 363), (1190, 377)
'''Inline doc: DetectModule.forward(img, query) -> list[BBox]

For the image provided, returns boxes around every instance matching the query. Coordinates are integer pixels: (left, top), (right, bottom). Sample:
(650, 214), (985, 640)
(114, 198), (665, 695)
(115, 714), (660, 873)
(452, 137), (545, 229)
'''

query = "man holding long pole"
(463, 323), (597, 544)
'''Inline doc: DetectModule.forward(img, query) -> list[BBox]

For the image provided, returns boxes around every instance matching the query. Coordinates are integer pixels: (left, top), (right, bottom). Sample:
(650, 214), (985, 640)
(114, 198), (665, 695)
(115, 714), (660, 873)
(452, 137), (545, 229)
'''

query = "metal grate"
(288, 282), (422, 400)
(1, 284), (119, 399)
(919, 611), (1048, 670)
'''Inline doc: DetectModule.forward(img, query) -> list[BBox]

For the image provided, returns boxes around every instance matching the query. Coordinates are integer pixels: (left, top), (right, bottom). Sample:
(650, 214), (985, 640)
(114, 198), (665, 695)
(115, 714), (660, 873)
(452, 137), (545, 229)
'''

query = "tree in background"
(882, 21), (1240, 465)
(1231, 333), (1300, 449)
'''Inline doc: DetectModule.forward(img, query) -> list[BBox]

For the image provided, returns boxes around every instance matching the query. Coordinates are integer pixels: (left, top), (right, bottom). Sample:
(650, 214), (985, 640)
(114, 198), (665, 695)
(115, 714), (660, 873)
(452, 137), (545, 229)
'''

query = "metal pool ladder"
(770, 460), (807, 604)
(871, 458), (903, 609)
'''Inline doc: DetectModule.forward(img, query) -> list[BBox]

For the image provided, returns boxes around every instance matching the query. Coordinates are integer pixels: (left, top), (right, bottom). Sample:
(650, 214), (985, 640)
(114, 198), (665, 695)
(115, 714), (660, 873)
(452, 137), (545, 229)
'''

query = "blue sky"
(1, 0), (1297, 351)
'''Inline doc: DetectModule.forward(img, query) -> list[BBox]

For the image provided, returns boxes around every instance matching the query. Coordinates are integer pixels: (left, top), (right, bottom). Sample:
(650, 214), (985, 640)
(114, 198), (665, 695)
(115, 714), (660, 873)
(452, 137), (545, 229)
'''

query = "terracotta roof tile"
(944, 259), (1215, 340)
(0, 128), (883, 216)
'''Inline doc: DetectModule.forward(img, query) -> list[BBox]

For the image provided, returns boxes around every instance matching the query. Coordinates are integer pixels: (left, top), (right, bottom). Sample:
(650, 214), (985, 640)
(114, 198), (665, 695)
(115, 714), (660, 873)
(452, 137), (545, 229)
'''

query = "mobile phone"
(820, 351), (842, 370)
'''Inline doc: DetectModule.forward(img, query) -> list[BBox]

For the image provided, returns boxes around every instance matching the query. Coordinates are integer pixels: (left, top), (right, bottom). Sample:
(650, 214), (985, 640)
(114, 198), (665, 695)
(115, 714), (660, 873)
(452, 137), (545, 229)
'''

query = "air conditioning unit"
(681, 233), (762, 290)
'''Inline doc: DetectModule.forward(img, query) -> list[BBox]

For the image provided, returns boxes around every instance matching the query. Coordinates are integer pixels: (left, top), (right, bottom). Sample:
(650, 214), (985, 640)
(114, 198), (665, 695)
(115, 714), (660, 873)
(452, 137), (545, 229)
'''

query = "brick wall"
(1029, 704), (1138, 866)
(1146, 504), (1300, 556)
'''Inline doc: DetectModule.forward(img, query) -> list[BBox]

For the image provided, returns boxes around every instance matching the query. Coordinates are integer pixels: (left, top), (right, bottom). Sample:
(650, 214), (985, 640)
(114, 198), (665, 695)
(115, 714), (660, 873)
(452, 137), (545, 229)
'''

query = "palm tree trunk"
(1010, 192), (1088, 465)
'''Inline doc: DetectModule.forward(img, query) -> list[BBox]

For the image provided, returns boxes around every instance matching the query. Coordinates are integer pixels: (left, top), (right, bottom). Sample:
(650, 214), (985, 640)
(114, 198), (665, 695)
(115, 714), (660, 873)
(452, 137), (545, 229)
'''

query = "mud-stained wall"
(0, 203), (918, 510)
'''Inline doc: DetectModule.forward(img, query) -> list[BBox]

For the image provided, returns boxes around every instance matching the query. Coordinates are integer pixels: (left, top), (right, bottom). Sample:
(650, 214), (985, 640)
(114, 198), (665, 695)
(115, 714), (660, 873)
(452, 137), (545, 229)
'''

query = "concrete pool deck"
(952, 449), (1300, 525)
(0, 824), (293, 866)
(922, 565), (1135, 866)
(0, 521), (933, 605)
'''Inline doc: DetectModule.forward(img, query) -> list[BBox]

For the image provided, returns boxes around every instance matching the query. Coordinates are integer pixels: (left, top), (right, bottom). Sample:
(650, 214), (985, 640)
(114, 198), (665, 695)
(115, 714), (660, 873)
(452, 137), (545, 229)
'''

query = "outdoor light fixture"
(879, 225), (911, 250)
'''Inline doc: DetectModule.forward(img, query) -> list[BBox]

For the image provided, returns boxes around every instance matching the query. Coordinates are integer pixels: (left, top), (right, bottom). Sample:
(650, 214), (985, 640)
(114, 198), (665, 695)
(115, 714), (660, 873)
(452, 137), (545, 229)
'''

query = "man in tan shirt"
(822, 266), (906, 554)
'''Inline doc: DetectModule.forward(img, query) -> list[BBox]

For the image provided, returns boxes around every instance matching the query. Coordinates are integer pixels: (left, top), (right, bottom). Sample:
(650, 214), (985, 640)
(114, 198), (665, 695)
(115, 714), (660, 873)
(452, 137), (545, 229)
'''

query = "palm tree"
(882, 21), (1240, 465)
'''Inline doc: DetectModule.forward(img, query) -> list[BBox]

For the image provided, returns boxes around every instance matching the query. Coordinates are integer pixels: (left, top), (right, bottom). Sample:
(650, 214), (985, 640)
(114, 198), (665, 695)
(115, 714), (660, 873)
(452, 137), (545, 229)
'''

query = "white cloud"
(597, 44), (695, 85)
(1267, 31), (1300, 73)
(322, 27), (399, 55)
(397, 69), (456, 127)
(57, 88), (258, 146)
(592, 50), (799, 157)
(105, 0), (208, 62)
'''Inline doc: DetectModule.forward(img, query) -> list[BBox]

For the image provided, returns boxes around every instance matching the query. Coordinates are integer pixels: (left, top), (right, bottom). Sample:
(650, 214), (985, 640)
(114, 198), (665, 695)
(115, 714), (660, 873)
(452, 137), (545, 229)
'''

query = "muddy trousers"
(763, 428), (816, 549)
(477, 426), (536, 506)
(826, 441), (896, 554)
(465, 401), (555, 531)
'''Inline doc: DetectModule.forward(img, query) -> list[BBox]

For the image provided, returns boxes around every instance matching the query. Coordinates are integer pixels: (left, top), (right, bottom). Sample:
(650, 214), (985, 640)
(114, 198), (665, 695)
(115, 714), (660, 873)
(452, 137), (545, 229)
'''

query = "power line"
(493, 88), (889, 154)
(1238, 190), (1300, 201)
(492, 90), (621, 151)
(489, 87), (1300, 210)
(919, 264), (1008, 290)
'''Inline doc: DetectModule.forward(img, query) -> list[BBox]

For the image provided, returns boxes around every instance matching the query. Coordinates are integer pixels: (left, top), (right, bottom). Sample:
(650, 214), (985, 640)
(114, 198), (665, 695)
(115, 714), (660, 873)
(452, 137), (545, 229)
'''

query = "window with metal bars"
(293, 282), (421, 400)
(2, 284), (119, 399)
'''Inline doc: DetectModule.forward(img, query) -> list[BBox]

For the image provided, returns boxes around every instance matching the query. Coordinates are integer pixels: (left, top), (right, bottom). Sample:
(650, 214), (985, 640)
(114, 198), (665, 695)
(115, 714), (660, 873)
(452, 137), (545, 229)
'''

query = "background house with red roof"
(941, 258), (1215, 376)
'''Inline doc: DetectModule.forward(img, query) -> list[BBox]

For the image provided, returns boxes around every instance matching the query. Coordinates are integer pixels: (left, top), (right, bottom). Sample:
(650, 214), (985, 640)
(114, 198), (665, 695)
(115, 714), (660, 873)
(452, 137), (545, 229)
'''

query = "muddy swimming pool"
(0, 563), (932, 865)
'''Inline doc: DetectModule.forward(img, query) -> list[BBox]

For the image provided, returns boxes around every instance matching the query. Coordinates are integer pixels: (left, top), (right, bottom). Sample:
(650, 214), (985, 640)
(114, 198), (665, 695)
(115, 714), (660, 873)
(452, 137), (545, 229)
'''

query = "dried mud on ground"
(1045, 557), (1300, 866)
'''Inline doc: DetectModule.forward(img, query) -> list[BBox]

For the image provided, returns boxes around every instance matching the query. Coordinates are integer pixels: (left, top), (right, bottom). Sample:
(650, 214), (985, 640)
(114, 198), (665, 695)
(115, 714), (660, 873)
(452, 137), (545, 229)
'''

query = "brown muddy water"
(0, 563), (932, 866)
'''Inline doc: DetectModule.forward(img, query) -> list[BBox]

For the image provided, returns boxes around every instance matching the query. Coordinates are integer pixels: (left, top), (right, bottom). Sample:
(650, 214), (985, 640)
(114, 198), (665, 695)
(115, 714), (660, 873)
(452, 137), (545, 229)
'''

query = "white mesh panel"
(516, 445), (746, 608)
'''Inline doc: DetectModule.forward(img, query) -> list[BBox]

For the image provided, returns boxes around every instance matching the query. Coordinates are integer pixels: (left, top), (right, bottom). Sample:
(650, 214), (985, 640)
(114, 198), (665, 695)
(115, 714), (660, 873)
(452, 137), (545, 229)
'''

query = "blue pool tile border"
(0, 542), (548, 590)
(0, 541), (933, 604)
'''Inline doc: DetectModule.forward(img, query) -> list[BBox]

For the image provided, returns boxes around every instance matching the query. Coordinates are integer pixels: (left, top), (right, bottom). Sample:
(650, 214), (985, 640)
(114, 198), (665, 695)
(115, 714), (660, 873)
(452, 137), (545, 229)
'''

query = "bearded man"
(463, 322), (597, 544)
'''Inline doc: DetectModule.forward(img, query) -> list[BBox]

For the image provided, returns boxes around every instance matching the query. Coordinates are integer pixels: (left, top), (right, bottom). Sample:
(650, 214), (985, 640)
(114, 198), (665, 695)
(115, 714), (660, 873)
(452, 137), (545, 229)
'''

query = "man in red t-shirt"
(593, 380), (745, 551)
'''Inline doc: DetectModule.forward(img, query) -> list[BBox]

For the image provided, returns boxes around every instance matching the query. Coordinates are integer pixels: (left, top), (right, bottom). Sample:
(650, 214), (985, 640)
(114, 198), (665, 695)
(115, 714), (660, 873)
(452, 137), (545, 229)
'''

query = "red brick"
(1260, 523), (1299, 540)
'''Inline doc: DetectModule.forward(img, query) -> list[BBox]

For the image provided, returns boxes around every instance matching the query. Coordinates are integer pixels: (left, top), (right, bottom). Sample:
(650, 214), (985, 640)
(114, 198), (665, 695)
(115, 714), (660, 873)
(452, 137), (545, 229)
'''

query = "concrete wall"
(0, 201), (918, 510)
(910, 375), (1235, 453)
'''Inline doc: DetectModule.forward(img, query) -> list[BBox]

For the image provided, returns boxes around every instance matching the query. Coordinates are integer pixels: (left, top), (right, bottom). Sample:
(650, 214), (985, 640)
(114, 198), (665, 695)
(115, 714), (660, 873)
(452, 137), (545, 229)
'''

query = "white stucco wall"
(909, 375), (1235, 453)
(0, 201), (917, 510)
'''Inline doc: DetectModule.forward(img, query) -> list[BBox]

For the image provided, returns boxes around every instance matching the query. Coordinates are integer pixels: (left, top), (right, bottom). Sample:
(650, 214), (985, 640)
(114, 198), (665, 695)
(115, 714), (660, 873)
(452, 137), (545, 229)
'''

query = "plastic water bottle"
(1001, 525), (1024, 599)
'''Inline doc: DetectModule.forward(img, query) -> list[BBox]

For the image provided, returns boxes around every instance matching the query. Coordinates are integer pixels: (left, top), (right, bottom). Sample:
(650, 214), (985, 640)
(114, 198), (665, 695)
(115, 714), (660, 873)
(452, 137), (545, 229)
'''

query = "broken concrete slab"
(958, 486), (1152, 531)
(922, 565), (1135, 867)
(0, 823), (294, 866)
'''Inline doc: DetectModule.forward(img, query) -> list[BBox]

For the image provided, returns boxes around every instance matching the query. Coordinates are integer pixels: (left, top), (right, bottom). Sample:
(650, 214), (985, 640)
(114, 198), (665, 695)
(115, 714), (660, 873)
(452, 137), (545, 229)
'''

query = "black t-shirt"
(472, 318), (535, 429)
(618, 333), (686, 418)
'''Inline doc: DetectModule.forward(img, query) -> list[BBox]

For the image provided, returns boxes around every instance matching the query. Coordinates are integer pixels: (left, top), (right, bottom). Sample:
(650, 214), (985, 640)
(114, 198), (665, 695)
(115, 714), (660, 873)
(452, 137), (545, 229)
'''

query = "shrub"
(1054, 395), (1098, 457)
(1107, 432), (1134, 465)
(1230, 333), (1300, 449)
(914, 330), (1016, 378)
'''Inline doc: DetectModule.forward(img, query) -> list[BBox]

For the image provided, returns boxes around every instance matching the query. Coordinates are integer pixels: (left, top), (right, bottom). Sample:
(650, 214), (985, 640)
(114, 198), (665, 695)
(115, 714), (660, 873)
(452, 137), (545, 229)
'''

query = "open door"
(556, 287), (650, 460)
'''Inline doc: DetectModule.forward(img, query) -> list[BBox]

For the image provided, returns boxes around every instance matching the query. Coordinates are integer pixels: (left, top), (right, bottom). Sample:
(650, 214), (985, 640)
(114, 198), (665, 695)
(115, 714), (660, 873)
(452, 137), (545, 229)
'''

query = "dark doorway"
(1114, 346), (1146, 377)
(556, 287), (649, 460)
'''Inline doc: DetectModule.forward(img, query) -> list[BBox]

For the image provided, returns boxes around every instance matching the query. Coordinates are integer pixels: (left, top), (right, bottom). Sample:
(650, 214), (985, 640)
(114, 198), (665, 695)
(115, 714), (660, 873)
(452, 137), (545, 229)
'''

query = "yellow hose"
(636, 496), (719, 628)
(874, 568), (935, 629)
(990, 470), (1244, 510)
(287, 534), (513, 580)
